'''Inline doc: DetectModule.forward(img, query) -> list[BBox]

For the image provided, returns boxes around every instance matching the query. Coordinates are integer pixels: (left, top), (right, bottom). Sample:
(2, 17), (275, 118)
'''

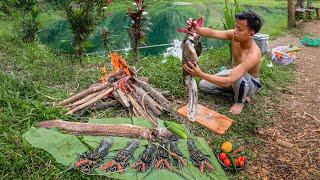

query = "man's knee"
(199, 79), (222, 93)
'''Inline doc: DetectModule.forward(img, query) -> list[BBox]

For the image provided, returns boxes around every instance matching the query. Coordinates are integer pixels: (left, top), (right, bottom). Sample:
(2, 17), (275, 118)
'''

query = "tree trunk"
(297, 0), (304, 8)
(288, 0), (296, 28)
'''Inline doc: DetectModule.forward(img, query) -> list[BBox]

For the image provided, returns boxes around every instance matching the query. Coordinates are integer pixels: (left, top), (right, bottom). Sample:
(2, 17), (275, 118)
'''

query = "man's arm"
(183, 53), (259, 88)
(187, 18), (234, 40)
(196, 28), (234, 40)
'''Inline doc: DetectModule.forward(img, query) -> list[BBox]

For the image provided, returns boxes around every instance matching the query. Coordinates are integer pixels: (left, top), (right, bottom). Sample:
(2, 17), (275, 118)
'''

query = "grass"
(0, 0), (300, 179)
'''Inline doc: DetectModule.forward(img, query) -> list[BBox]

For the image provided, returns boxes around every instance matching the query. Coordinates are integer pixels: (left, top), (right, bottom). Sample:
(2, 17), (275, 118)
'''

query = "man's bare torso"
(231, 40), (261, 78)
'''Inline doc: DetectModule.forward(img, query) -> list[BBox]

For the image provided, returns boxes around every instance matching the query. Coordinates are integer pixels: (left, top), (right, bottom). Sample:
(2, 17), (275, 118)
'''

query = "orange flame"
(111, 53), (133, 77)
(99, 53), (133, 83)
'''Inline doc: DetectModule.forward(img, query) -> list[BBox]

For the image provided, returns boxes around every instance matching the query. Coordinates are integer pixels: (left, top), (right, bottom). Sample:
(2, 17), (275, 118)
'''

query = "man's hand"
(183, 61), (204, 77)
(186, 18), (200, 33)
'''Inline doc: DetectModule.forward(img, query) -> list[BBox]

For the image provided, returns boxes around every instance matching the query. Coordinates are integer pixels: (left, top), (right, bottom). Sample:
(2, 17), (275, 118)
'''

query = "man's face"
(233, 19), (254, 43)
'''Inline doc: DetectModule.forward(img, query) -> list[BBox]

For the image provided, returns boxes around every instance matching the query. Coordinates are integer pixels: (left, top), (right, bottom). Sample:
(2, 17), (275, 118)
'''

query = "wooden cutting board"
(177, 104), (234, 135)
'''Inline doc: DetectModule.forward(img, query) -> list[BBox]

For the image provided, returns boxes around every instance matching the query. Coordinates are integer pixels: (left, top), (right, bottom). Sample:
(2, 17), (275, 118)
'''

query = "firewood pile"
(57, 53), (180, 127)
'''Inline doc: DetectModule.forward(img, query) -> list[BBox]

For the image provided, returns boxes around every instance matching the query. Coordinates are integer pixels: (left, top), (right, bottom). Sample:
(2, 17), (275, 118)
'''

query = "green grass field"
(0, 0), (303, 178)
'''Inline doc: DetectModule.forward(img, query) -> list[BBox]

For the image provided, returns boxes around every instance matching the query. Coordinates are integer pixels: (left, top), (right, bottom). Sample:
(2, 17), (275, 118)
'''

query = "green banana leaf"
(23, 117), (227, 179)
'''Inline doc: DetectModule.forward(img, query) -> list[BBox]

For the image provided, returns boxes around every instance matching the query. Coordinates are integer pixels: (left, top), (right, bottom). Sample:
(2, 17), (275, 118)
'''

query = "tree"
(16, 0), (41, 43)
(288, 0), (296, 28)
(297, 0), (305, 8)
(64, 0), (112, 60)
(127, 0), (151, 61)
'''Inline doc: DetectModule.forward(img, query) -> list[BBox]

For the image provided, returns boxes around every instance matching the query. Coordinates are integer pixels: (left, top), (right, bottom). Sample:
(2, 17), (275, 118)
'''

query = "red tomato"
(240, 156), (246, 162)
(238, 160), (245, 167)
(219, 153), (228, 160)
(235, 159), (240, 167)
(223, 159), (231, 167)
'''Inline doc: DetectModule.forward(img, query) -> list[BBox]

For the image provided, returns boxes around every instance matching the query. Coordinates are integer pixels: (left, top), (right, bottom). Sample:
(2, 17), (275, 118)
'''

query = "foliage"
(64, 0), (112, 59)
(127, 0), (152, 61)
(15, 0), (41, 43)
(223, 0), (242, 62)
(100, 27), (111, 55)
(223, 0), (242, 30)
(0, 0), (15, 16)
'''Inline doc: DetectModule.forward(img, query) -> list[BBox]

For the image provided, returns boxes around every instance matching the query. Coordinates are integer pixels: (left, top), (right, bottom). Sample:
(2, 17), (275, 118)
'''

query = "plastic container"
(271, 46), (297, 65)
(253, 33), (269, 54)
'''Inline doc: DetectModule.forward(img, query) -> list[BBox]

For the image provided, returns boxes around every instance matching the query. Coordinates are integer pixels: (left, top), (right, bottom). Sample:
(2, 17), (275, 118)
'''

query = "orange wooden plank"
(177, 104), (234, 135)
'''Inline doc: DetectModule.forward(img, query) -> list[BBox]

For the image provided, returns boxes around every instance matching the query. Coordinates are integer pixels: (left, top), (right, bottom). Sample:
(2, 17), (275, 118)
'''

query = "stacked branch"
(57, 53), (180, 127)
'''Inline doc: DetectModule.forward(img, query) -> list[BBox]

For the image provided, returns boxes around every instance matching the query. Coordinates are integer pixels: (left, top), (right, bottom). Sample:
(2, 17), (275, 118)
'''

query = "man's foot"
(246, 96), (253, 104)
(229, 103), (244, 115)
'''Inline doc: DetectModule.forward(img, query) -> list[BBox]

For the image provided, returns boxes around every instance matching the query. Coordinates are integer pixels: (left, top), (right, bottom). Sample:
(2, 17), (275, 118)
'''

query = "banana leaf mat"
(24, 118), (227, 180)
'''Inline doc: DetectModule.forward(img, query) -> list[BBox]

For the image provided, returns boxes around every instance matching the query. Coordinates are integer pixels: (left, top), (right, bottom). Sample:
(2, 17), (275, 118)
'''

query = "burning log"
(57, 53), (183, 128)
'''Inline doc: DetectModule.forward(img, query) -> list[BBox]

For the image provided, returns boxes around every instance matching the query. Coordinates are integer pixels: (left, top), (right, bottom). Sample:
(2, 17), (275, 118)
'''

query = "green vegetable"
(164, 121), (186, 133)
(227, 152), (237, 173)
(167, 126), (188, 139)
(233, 151), (245, 158)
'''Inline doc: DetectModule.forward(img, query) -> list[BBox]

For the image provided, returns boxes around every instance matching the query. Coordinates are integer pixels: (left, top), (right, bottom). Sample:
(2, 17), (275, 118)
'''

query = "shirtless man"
(183, 10), (263, 115)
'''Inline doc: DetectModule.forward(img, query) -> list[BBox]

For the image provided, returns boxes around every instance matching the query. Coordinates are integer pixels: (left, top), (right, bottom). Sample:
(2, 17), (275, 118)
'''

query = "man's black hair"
(235, 10), (264, 34)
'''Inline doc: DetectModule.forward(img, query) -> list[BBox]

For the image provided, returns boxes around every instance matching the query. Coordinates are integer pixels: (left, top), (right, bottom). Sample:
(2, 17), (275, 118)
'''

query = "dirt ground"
(249, 21), (320, 179)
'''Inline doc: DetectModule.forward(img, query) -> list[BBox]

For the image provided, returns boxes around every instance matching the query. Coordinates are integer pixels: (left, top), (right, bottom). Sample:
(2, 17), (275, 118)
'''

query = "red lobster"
(169, 141), (186, 168)
(132, 143), (157, 172)
(154, 142), (173, 171)
(187, 139), (216, 174)
(100, 140), (139, 174)
(75, 138), (114, 174)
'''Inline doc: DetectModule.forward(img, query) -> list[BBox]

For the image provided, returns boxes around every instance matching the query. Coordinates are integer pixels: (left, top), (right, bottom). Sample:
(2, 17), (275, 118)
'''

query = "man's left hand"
(183, 61), (203, 77)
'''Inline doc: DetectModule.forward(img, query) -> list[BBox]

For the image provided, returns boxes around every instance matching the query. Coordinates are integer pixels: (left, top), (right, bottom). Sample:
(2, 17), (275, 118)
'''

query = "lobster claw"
(100, 160), (125, 174)
(170, 152), (186, 167)
(133, 160), (147, 172)
(75, 159), (93, 168)
(155, 158), (173, 171)
(100, 160), (116, 171)
(199, 160), (216, 174)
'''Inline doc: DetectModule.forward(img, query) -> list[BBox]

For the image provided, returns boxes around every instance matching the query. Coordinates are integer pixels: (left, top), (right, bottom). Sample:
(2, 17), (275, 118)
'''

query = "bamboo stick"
(133, 77), (172, 110)
(132, 84), (162, 116)
(58, 82), (110, 106)
(67, 87), (113, 114)
(65, 91), (101, 108)
(116, 89), (131, 108)
(127, 94), (157, 127)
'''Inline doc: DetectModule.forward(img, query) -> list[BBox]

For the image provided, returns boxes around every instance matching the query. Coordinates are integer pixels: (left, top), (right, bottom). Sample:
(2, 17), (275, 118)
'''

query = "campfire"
(57, 53), (180, 127)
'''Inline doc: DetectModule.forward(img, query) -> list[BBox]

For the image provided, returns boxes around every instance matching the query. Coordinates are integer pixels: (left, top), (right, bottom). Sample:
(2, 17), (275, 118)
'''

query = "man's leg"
(198, 69), (233, 96)
(230, 76), (250, 115)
